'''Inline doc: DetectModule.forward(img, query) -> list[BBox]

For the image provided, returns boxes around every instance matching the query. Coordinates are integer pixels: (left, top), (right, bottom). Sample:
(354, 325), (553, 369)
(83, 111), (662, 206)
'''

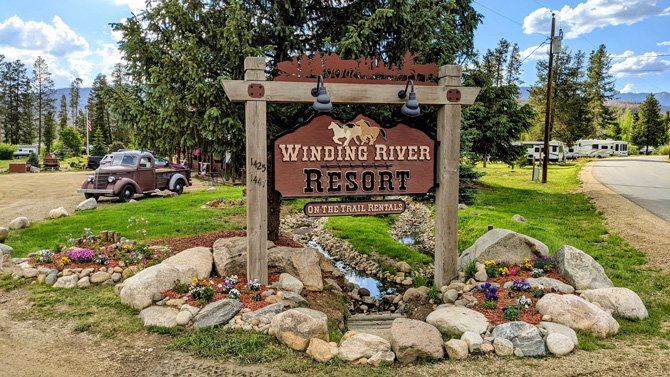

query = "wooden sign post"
(221, 56), (479, 287)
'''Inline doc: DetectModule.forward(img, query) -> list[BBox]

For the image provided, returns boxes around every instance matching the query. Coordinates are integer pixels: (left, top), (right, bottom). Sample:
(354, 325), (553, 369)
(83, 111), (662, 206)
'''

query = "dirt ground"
(1, 163), (670, 376)
(0, 171), (208, 228)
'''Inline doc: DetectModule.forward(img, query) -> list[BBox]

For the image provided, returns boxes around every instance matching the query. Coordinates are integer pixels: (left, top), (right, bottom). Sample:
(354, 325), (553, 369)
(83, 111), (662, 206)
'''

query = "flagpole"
(86, 110), (90, 156)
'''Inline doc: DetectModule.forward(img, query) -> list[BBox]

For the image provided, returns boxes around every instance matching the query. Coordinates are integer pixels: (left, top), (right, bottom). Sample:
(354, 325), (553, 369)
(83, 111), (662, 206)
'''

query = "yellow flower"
(192, 277), (198, 285)
(484, 260), (496, 267)
(499, 267), (510, 276)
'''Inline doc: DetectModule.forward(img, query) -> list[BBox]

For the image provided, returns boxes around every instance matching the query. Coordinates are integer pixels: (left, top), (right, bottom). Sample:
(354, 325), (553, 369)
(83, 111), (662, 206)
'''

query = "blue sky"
(1, 0), (669, 94)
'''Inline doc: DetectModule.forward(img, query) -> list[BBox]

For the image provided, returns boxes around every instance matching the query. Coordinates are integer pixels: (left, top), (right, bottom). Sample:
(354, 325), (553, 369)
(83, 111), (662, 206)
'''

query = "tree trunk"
(267, 188), (281, 241)
(482, 156), (487, 168)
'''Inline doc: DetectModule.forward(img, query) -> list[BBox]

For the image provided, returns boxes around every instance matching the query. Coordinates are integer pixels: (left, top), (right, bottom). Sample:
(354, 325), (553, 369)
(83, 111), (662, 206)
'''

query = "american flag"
(87, 115), (91, 132)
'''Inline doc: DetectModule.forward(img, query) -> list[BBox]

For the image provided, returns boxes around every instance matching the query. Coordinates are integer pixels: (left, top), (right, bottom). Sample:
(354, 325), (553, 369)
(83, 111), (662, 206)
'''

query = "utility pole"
(542, 13), (556, 183)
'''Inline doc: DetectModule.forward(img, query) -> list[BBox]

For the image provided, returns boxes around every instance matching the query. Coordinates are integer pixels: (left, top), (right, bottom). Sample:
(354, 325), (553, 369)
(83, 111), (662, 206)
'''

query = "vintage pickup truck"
(78, 151), (191, 202)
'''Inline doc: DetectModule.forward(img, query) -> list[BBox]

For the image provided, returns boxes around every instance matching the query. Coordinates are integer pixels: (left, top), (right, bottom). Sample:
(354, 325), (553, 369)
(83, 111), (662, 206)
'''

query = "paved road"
(592, 156), (670, 222)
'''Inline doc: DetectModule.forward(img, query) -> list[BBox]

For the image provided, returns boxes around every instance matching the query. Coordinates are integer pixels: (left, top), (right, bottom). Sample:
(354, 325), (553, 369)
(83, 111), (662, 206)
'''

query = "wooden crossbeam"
(220, 80), (479, 105)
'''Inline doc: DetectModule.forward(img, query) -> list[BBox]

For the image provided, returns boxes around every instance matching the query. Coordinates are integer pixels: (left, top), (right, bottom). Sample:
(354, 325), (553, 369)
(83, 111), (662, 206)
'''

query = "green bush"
(27, 151), (40, 167)
(656, 145), (669, 156)
(628, 145), (639, 155)
(110, 141), (126, 153)
(0, 143), (17, 160)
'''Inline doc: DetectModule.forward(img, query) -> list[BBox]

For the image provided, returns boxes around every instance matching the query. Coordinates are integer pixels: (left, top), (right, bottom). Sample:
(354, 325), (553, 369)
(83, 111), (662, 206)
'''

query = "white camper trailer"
(612, 141), (629, 157)
(514, 141), (565, 165)
(565, 145), (579, 160)
(576, 139), (621, 158)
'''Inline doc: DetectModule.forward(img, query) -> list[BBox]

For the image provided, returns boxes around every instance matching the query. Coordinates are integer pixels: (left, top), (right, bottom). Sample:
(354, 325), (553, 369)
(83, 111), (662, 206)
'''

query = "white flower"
(538, 285), (544, 290)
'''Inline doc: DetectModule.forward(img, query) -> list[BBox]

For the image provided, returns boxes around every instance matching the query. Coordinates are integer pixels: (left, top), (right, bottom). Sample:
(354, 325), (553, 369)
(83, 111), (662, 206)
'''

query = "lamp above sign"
(272, 114), (436, 199)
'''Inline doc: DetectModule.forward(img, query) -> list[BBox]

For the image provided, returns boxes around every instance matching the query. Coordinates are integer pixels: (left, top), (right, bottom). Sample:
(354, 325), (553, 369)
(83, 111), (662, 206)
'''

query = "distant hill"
(53, 87), (92, 111)
(517, 86), (670, 113)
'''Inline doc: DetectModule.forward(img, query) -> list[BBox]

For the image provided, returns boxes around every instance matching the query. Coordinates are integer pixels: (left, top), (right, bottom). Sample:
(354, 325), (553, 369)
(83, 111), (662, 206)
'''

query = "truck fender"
(113, 178), (142, 194)
(169, 173), (188, 190)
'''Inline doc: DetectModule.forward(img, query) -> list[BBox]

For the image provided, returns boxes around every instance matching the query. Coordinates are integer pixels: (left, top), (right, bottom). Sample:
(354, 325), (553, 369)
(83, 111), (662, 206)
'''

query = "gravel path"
(0, 171), (208, 228)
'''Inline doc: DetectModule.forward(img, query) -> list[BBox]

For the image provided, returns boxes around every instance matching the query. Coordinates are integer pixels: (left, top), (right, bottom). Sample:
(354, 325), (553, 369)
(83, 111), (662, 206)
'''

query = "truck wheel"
(119, 185), (135, 203)
(172, 179), (185, 195)
(84, 193), (100, 201)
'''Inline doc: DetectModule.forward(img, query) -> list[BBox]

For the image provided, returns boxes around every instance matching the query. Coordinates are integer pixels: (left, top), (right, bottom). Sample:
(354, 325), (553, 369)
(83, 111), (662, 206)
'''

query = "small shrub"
(511, 279), (532, 292)
(655, 144), (668, 156)
(0, 143), (17, 160)
(485, 260), (499, 277)
(531, 268), (543, 278)
(502, 304), (520, 321)
(516, 295), (532, 309)
(252, 293), (262, 302)
(66, 248), (95, 263)
(173, 283), (191, 294)
(479, 301), (498, 309)
(520, 257), (534, 271)
(464, 260), (478, 281)
(532, 255), (554, 271)
(427, 286), (441, 303)
(27, 151), (40, 167)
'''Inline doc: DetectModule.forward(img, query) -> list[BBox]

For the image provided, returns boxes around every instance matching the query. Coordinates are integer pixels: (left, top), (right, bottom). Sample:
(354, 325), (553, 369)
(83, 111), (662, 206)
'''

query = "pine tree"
(631, 94), (664, 151)
(90, 128), (108, 156)
(69, 78), (82, 128)
(43, 110), (56, 154)
(58, 94), (68, 130)
(0, 54), (5, 143)
(586, 45), (616, 137)
(88, 74), (112, 143)
(2, 60), (32, 144)
(32, 56), (56, 155)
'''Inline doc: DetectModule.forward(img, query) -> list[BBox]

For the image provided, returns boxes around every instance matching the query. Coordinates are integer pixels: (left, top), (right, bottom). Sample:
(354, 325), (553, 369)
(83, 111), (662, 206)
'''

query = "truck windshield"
(110, 155), (138, 167)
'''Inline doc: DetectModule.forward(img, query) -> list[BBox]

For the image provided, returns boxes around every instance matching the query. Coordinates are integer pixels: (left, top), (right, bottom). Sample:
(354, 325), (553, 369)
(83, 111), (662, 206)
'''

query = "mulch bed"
(147, 231), (303, 252)
(161, 273), (281, 311)
(470, 267), (571, 326)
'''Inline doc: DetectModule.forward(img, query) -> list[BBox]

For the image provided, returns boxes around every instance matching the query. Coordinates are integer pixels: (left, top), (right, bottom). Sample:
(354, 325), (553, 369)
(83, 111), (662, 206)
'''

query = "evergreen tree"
(586, 45), (616, 137)
(32, 56), (57, 155)
(2, 60), (32, 144)
(0, 54), (5, 143)
(58, 94), (68, 130)
(69, 78), (82, 128)
(90, 128), (108, 156)
(619, 108), (634, 142)
(43, 110), (56, 154)
(88, 74), (112, 143)
(631, 94), (664, 151)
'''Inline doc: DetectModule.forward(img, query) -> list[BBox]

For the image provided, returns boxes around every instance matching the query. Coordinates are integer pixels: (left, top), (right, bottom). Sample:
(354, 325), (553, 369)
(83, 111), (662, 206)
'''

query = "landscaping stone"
(390, 318), (444, 363)
(242, 303), (284, 322)
(442, 289), (458, 304)
(511, 214), (528, 222)
(546, 333), (574, 356)
(491, 321), (546, 357)
(425, 306), (489, 337)
(554, 245), (613, 290)
(79, 268), (94, 278)
(270, 308), (329, 351)
(536, 293), (619, 338)
(175, 311), (193, 326)
(121, 264), (197, 310)
(461, 331), (484, 350)
(493, 337), (514, 356)
(53, 275), (79, 288)
(90, 271), (111, 284)
(111, 272), (121, 282)
(48, 207), (69, 219)
(45, 273), (58, 285)
(323, 278), (342, 292)
(536, 321), (578, 346)
(580, 287), (648, 320)
(474, 269), (487, 282)
(306, 338), (339, 363)
(0, 244), (13, 256)
(212, 237), (274, 277)
(403, 286), (429, 302)
(444, 339), (469, 360)
(276, 273), (304, 294)
(76, 198), (97, 211)
(396, 261), (411, 273)
(339, 333), (392, 362)
(457, 229), (549, 270)
(280, 291), (308, 305)
(0, 226), (8, 242)
(22, 267), (39, 278)
(367, 351), (395, 366)
(162, 246), (213, 280)
(525, 277), (575, 293)
(77, 276), (91, 288)
(9, 217), (30, 230)
(193, 299), (243, 329)
(181, 304), (200, 317)
(139, 306), (179, 327)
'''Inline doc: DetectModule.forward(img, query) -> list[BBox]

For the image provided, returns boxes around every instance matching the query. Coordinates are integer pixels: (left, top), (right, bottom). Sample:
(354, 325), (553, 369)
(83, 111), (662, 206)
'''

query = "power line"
(610, 53), (670, 59)
(520, 41), (548, 64)
(472, 0), (524, 27)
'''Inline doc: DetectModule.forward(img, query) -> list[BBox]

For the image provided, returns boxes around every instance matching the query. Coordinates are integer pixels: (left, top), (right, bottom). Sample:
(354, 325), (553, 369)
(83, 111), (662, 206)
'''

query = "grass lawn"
(0, 157), (28, 169)
(6, 186), (247, 257)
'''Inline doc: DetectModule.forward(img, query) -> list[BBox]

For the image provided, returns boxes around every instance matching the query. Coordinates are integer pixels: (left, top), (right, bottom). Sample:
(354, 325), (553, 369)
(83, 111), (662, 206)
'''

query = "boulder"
(396, 261), (411, 273)
(536, 293), (619, 338)
(425, 307), (489, 337)
(546, 333), (574, 356)
(162, 246), (213, 280)
(580, 287), (648, 320)
(53, 275), (79, 288)
(306, 338), (339, 363)
(444, 339), (469, 360)
(536, 322), (578, 346)
(461, 331), (483, 350)
(212, 238), (323, 291)
(339, 333), (392, 362)
(276, 273), (304, 294)
(9, 217), (30, 230)
(139, 306), (180, 327)
(511, 214), (528, 223)
(390, 318), (444, 363)
(77, 276), (91, 288)
(474, 269), (487, 282)
(120, 264), (197, 310)
(270, 308), (329, 351)
(76, 198), (97, 211)
(48, 207), (69, 219)
(525, 277), (574, 293)
(491, 321), (546, 357)
(90, 271), (112, 284)
(367, 351), (395, 366)
(403, 286), (429, 302)
(554, 245), (613, 290)
(22, 267), (39, 278)
(176, 311), (193, 326)
(242, 303), (284, 322)
(45, 273), (58, 285)
(0, 243), (13, 255)
(493, 337), (514, 357)
(192, 299), (243, 329)
(0, 226), (9, 242)
(442, 289), (458, 304)
(457, 229), (549, 270)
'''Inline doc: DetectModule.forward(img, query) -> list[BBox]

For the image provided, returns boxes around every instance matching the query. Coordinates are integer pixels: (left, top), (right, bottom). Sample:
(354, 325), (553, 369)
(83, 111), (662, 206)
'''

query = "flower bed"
(32, 242), (168, 272)
(161, 273), (281, 311)
(201, 198), (246, 209)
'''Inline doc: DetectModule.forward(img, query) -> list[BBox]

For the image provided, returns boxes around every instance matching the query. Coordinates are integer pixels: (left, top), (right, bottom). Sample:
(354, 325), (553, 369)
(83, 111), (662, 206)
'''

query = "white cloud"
(524, 1), (665, 39)
(113, 0), (147, 14)
(611, 50), (670, 77)
(619, 83), (637, 93)
(520, 45), (549, 61)
(662, 7), (670, 16)
(658, 41), (670, 46)
(96, 43), (123, 75)
(0, 15), (89, 57)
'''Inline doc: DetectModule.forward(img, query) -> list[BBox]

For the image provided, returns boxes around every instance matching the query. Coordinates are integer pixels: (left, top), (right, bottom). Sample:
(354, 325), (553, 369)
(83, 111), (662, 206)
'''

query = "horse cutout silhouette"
(355, 119), (387, 145)
(328, 121), (362, 146)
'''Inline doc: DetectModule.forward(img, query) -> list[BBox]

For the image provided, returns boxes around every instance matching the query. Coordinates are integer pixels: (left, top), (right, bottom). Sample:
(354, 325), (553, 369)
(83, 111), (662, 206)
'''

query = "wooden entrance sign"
(304, 200), (406, 217)
(220, 54), (479, 287)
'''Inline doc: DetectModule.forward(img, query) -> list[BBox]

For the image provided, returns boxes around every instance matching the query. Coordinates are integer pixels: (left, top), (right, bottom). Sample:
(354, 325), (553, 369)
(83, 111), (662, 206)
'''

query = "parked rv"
(13, 145), (39, 157)
(612, 141), (629, 157)
(512, 141), (565, 165)
(574, 139), (629, 158)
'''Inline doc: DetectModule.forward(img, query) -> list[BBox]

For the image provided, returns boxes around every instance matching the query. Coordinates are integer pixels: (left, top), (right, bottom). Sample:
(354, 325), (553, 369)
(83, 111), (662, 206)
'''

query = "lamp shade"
(312, 86), (332, 112)
(401, 92), (420, 117)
